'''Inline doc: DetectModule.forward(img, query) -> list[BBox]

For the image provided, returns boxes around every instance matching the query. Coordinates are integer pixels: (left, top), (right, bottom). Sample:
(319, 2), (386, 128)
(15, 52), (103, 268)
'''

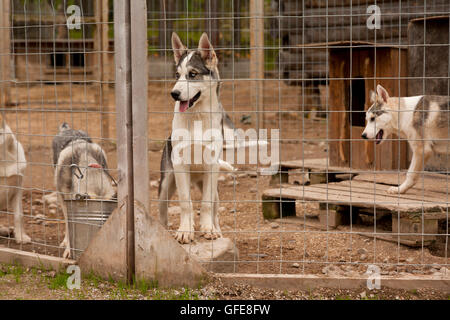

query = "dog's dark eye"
(370, 117), (375, 122)
(175, 72), (180, 80)
(188, 71), (197, 79)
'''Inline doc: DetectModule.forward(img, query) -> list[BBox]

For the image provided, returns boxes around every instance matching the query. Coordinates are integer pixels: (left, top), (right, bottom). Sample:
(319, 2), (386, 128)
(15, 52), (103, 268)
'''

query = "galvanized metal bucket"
(65, 199), (117, 260)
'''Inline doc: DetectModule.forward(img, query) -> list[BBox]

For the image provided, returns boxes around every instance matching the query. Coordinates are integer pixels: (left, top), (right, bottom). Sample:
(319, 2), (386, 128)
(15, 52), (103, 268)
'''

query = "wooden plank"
(274, 216), (331, 231)
(0, 246), (75, 272)
(263, 183), (447, 213)
(305, 183), (447, 210)
(337, 180), (450, 206)
(218, 272), (450, 292)
(355, 172), (450, 195)
(309, 182), (450, 211)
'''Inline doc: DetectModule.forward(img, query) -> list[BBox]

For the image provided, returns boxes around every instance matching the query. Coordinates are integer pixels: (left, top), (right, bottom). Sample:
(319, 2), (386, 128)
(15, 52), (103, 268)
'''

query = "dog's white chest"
(171, 110), (223, 167)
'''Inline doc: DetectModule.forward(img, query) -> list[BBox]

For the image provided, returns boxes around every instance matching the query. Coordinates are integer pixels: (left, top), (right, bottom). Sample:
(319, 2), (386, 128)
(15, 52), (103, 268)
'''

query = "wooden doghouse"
(326, 41), (409, 170)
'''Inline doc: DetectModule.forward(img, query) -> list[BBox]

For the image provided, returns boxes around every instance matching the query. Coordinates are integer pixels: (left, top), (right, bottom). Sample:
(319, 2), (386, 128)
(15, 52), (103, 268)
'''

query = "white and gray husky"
(158, 32), (235, 244)
(0, 121), (30, 244)
(53, 123), (116, 258)
(362, 84), (450, 194)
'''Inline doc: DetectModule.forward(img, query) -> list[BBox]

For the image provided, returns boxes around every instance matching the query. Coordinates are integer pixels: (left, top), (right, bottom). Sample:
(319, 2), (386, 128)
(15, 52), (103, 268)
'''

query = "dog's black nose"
(361, 133), (367, 139)
(171, 90), (181, 101)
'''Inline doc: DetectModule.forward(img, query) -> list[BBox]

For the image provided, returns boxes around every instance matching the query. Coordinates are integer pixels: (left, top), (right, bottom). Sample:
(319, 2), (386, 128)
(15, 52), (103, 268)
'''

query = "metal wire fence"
(0, 0), (116, 260)
(149, 0), (449, 278)
(0, 0), (449, 284)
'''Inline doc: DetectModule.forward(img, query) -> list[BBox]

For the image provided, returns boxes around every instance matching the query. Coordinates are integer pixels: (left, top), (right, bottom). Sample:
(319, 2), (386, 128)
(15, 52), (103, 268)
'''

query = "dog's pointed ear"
(198, 32), (217, 68)
(376, 84), (390, 103)
(369, 90), (376, 103)
(172, 32), (187, 65)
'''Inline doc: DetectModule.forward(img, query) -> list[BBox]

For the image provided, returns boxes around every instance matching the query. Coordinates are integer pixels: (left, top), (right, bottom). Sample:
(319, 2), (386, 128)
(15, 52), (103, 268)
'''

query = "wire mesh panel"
(148, 0), (449, 279)
(0, 0), (448, 284)
(0, 0), (117, 260)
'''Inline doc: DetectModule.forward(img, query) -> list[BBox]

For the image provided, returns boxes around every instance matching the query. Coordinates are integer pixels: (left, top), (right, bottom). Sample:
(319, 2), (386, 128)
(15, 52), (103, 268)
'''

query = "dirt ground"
(0, 82), (449, 280)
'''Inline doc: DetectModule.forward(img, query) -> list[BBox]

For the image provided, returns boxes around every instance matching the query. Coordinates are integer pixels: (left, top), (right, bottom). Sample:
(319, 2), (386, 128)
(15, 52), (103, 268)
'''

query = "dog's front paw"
(14, 232), (31, 244)
(200, 224), (222, 240)
(175, 227), (195, 244)
(387, 186), (400, 194)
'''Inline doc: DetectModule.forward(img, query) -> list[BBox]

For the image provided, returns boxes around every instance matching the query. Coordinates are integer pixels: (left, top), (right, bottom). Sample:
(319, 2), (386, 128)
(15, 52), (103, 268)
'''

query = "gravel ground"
(0, 264), (448, 300)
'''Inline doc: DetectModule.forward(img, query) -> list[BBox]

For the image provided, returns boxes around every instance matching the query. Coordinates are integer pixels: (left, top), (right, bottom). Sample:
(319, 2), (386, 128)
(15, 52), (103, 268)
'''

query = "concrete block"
(319, 210), (343, 228)
(134, 201), (206, 287)
(392, 215), (438, 242)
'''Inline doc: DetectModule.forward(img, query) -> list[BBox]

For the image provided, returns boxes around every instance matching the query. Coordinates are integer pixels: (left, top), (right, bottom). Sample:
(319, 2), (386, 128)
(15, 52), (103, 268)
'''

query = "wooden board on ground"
(263, 180), (449, 215)
(262, 178), (449, 247)
(355, 172), (450, 195)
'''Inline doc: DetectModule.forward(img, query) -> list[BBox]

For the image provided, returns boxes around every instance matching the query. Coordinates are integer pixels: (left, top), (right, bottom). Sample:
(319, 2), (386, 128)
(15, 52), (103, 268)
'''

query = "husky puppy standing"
(53, 123), (115, 258)
(362, 84), (450, 194)
(0, 121), (30, 244)
(158, 32), (229, 244)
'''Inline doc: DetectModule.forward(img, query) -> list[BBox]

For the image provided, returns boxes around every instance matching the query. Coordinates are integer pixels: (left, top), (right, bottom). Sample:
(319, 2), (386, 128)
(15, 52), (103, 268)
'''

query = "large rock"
(182, 237), (239, 273)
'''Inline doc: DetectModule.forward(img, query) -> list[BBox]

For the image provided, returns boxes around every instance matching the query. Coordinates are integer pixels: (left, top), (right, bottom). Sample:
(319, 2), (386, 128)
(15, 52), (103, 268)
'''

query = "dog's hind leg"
(387, 144), (432, 194)
(158, 171), (176, 228)
(10, 175), (31, 244)
(57, 192), (71, 259)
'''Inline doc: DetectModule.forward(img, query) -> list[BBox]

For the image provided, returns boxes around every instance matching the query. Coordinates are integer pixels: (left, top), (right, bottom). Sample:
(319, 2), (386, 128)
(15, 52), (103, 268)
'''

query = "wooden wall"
(279, 0), (450, 85)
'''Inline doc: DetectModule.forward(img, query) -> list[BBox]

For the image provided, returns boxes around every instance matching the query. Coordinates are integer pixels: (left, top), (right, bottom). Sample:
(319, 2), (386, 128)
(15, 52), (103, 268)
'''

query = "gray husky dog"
(53, 123), (116, 258)
(362, 84), (450, 194)
(158, 32), (236, 244)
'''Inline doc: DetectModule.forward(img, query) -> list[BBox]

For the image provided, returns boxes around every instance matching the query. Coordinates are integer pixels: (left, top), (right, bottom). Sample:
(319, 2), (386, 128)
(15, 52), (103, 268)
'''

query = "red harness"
(88, 163), (102, 169)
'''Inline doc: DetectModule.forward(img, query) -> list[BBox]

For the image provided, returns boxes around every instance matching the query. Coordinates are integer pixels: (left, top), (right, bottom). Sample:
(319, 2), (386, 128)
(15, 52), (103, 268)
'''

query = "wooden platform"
(262, 172), (450, 247)
(270, 158), (359, 185)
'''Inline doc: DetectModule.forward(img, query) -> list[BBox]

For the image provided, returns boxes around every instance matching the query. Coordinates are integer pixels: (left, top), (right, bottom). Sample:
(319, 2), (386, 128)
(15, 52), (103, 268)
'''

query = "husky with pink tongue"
(158, 32), (229, 244)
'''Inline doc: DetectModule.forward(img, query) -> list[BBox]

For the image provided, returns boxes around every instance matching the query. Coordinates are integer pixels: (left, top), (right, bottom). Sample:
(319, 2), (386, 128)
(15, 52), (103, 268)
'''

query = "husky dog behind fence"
(362, 84), (450, 194)
(158, 32), (234, 244)
(0, 120), (30, 244)
(53, 123), (116, 258)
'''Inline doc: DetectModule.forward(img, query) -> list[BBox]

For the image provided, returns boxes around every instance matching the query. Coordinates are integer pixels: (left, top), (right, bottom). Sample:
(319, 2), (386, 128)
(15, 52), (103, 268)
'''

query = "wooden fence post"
(94, 0), (110, 139)
(0, 0), (11, 108)
(250, 0), (264, 129)
(113, 0), (135, 284)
